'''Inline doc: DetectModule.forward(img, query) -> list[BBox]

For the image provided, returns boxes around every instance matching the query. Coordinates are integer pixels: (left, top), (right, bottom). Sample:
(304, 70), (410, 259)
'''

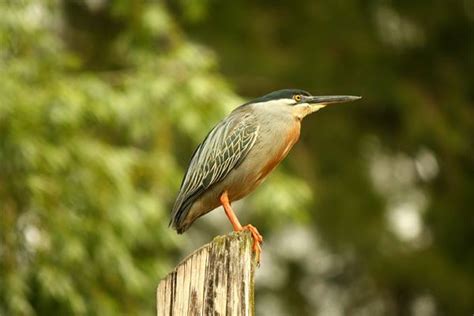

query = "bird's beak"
(304, 95), (362, 112)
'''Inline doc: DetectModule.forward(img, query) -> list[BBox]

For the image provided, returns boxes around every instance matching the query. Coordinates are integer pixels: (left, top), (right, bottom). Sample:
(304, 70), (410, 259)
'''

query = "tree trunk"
(157, 232), (257, 316)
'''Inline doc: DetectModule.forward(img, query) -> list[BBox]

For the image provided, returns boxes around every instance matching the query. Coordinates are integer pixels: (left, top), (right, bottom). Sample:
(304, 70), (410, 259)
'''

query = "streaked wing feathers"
(171, 111), (259, 228)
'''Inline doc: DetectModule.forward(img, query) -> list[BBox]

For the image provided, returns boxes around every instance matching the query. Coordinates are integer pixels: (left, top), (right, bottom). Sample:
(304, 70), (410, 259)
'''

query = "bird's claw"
(241, 224), (263, 266)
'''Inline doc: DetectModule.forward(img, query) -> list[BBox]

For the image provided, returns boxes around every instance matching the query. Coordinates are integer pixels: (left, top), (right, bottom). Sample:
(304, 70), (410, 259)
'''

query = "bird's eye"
(293, 94), (302, 102)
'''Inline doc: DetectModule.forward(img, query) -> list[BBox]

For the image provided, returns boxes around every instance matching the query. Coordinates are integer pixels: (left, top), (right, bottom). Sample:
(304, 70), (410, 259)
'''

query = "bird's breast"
(225, 116), (301, 201)
(256, 119), (301, 181)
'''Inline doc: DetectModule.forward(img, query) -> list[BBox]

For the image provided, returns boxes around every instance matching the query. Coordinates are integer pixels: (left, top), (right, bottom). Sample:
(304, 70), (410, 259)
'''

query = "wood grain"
(157, 231), (256, 316)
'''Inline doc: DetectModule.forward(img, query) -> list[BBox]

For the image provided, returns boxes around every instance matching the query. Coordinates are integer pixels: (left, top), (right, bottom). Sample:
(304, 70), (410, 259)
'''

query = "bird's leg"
(220, 191), (263, 263)
(220, 191), (243, 231)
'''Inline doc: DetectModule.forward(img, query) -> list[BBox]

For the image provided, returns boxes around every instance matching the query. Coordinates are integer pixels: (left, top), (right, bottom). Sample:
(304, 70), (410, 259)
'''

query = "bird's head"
(249, 89), (361, 120)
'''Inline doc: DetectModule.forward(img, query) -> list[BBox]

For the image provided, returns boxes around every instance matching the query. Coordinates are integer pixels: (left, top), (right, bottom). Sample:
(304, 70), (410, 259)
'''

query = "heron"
(170, 89), (361, 262)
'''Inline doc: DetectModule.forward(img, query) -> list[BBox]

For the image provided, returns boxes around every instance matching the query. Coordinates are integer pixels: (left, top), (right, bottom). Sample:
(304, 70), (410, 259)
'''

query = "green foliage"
(0, 1), (311, 315)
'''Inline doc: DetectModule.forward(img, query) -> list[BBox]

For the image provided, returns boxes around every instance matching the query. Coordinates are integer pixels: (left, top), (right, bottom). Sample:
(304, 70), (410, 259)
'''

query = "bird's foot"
(241, 224), (263, 265)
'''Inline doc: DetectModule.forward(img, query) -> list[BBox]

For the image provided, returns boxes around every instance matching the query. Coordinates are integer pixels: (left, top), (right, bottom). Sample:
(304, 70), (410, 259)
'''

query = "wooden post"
(157, 231), (257, 316)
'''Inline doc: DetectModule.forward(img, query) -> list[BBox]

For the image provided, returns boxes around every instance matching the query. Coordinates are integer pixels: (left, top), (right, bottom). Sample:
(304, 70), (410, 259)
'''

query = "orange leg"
(220, 191), (263, 263)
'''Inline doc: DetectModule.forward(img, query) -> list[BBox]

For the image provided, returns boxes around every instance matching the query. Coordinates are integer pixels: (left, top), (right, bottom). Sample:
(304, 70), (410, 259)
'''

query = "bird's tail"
(169, 197), (193, 234)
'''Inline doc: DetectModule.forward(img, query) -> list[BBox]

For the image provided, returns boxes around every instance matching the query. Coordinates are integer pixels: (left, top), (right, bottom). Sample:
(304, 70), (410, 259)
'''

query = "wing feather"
(170, 111), (259, 230)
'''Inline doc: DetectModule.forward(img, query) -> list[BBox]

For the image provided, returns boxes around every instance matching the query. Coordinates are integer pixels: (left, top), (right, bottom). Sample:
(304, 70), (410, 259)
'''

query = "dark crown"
(252, 89), (311, 103)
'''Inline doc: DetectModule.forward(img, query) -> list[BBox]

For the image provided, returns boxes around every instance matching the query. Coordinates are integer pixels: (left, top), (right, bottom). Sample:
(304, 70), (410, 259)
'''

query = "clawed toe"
(243, 224), (263, 242)
(241, 224), (263, 265)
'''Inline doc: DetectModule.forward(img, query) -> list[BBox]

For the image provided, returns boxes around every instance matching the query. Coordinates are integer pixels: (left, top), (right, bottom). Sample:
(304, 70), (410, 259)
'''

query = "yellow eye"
(293, 94), (302, 102)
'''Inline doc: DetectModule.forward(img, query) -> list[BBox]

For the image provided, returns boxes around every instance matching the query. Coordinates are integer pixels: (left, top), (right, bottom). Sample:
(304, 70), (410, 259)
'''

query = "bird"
(170, 89), (361, 262)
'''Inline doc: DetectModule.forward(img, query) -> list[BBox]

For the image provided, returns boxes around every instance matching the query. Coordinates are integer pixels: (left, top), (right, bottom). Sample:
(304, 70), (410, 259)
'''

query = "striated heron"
(170, 89), (361, 262)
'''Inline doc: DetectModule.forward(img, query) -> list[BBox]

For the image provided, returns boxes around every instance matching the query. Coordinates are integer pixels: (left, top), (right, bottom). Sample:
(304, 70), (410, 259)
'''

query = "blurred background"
(0, 0), (473, 315)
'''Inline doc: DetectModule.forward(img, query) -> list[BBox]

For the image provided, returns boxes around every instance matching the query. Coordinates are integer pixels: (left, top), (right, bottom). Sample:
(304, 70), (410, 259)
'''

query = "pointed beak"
(305, 95), (362, 105)
(302, 95), (361, 114)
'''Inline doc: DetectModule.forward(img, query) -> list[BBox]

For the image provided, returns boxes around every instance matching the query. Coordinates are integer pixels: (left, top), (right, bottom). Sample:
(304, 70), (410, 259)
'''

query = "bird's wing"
(170, 110), (259, 230)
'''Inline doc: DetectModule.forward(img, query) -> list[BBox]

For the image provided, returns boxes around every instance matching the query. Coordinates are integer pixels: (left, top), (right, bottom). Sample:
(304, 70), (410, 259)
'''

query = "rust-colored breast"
(257, 120), (301, 181)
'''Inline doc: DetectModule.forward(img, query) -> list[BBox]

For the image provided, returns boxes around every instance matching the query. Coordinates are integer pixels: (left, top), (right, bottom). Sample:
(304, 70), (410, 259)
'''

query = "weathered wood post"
(157, 231), (257, 316)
